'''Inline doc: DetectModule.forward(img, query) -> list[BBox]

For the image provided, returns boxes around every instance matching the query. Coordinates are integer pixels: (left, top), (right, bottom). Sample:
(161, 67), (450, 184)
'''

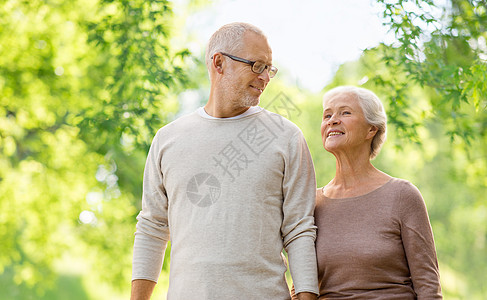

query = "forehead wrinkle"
(239, 32), (272, 65)
(324, 105), (354, 111)
(242, 51), (272, 65)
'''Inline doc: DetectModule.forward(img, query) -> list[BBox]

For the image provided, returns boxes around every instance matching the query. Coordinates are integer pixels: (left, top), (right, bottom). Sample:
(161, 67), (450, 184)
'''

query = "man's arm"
(131, 279), (156, 300)
(132, 130), (170, 297)
(281, 131), (319, 296)
(291, 284), (318, 300)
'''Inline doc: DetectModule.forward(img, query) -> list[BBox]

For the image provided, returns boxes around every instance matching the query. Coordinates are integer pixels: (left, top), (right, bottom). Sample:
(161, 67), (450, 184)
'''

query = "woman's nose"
(327, 114), (340, 125)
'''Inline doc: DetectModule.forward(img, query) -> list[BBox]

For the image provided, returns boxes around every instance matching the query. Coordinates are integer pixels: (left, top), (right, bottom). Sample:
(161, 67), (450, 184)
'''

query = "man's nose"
(257, 68), (271, 82)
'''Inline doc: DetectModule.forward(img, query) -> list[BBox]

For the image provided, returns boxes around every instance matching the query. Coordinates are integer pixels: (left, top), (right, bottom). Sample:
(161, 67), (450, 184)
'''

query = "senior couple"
(130, 22), (442, 299)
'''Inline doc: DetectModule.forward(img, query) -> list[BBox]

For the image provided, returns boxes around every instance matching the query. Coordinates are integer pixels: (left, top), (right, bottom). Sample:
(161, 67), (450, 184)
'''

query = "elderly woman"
(313, 86), (442, 299)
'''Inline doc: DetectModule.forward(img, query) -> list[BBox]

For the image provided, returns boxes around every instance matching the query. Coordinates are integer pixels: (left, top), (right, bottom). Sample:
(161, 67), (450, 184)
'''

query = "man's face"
(221, 31), (273, 108)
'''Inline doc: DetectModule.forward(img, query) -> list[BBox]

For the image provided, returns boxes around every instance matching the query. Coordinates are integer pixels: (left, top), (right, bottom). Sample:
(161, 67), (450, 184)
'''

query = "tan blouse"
(314, 178), (442, 299)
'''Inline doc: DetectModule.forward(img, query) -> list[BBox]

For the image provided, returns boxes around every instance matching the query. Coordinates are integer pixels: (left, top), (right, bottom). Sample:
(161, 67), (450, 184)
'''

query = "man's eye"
(343, 111), (351, 115)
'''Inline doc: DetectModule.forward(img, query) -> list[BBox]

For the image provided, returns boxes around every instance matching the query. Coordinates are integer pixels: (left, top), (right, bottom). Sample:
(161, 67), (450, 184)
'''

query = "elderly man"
(131, 22), (318, 300)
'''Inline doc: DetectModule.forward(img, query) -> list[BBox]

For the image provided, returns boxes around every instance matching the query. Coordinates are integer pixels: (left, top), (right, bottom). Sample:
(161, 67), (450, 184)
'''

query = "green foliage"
(374, 0), (487, 144)
(0, 0), (191, 297)
(80, 0), (190, 154)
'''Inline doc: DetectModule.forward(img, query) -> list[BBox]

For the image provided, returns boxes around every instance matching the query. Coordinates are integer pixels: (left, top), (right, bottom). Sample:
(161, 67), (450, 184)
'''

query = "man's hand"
(130, 279), (156, 300)
(297, 292), (318, 300)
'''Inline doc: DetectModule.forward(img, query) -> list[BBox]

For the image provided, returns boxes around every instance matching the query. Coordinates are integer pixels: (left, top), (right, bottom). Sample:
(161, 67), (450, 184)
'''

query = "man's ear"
(212, 53), (224, 74)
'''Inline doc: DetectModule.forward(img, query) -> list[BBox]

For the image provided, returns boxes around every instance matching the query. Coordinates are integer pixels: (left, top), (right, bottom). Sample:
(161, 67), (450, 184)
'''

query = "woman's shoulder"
(387, 177), (427, 214)
(387, 177), (422, 195)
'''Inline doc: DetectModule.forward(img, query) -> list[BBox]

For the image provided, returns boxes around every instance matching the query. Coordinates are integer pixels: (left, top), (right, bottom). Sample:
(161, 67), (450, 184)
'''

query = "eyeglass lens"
(253, 62), (277, 78)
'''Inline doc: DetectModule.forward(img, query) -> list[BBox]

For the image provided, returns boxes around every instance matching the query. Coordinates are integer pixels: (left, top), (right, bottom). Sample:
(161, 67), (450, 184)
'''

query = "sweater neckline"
(196, 106), (264, 122)
(321, 177), (395, 201)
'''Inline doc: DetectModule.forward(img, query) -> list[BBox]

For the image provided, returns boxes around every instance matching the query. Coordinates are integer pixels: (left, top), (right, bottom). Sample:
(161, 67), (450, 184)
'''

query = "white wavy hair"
(322, 86), (388, 159)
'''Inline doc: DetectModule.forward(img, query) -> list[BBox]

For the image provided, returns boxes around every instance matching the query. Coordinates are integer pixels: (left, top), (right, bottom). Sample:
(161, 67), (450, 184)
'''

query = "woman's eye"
(324, 114), (331, 119)
(343, 111), (351, 115)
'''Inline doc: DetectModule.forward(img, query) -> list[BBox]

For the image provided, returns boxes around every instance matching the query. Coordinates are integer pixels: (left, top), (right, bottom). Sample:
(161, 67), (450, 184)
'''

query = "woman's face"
(320, 92), (376, 154)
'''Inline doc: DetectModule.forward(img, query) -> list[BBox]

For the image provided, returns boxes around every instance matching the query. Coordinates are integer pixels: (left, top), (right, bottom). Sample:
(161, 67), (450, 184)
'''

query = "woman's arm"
(399, 181), (442, 299)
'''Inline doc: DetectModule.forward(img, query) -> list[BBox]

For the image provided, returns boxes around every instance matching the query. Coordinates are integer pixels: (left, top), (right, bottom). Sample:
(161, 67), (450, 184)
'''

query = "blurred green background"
(0, 0), (486, 299)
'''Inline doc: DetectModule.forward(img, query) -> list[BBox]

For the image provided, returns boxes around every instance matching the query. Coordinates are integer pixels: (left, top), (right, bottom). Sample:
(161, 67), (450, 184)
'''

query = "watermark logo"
(264, 92), (301, 120)
(186, 173), (221, 207)
(212, 141), (254, 182)
(238, 118), (277, 156)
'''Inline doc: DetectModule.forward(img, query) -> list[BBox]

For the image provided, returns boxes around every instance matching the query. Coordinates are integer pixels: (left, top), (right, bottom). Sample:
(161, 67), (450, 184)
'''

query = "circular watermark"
(186, 173), (221, 207)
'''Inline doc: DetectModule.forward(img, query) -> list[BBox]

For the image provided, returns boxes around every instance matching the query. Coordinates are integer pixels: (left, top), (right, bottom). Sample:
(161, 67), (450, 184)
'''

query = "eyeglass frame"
(214, 52), (278, 78)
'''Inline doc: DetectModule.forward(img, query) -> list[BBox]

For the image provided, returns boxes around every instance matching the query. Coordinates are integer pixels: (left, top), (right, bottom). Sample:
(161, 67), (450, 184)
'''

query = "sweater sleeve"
(398, 181), (442, 299)
(132, 130), (170, 282)
(281, 131), (319, 295)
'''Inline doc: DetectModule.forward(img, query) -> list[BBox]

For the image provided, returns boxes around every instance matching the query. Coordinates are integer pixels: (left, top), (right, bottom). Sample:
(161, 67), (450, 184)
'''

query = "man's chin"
(245, 97), (260, 107)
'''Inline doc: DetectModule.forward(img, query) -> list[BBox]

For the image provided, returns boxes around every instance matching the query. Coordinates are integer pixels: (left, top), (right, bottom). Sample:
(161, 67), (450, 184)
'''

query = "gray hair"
(322, 86), (387, 159)
(205, 22), (266, 67)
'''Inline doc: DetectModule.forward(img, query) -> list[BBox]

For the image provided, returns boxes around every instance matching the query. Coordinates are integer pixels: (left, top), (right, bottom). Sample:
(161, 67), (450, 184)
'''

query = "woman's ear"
(366, 125), (378, 140)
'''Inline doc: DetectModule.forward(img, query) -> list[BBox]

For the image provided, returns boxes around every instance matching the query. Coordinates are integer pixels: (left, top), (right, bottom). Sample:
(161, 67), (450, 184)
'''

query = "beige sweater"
(315, 178), (442, 299)
(132, 109), (319, 299)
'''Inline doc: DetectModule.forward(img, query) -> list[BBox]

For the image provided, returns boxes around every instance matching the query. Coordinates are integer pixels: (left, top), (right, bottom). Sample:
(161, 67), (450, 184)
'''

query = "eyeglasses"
(219, 52), (278, 78)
